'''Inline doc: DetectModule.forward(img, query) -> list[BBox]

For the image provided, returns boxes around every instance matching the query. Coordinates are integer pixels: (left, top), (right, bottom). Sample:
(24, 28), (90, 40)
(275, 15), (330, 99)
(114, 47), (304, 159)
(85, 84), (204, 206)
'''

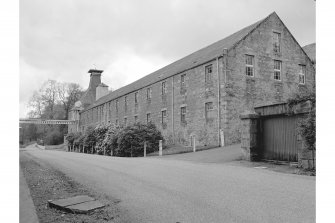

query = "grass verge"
(20, 152), (123, 223)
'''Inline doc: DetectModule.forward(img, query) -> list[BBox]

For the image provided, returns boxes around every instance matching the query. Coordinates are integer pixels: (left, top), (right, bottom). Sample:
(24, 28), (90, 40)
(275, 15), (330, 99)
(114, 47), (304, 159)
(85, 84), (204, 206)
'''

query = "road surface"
(22, 146), (315, 223)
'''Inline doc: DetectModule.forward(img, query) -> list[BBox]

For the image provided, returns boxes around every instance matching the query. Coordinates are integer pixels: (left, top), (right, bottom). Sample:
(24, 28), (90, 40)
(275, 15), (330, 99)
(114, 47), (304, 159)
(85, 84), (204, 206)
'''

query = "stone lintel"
(240, 113), (259, 120)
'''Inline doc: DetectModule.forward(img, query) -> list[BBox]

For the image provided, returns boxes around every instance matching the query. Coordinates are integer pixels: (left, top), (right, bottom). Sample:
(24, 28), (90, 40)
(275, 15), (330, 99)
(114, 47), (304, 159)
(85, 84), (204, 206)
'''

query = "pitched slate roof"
(302, 43), (316, 63)
(83, 12), (276, 111)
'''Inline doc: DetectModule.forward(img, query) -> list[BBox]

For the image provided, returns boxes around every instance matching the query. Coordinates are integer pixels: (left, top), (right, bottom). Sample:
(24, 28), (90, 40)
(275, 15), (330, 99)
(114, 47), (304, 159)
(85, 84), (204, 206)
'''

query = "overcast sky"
(19, 0), (315, 118)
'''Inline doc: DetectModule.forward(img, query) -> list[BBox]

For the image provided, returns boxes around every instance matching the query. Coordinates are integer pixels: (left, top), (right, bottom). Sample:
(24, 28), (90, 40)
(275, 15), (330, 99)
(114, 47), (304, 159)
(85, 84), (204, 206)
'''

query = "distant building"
(302, 43), (316, 64)
(69, 12), (315, 147)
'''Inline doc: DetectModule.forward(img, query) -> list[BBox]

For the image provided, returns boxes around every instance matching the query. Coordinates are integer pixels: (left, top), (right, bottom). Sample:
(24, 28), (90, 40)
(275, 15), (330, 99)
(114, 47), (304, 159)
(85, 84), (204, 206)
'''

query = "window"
(205, 102), (214, 111)
(161, 81), (167, 95)
(147, 87), (152, 100)
(181, 106), (186, 124)
(109, 102), (112, 119)
(115, 100), (119, 112)
(134, 115), (138, 123)
(135, 92), (138, 104)
(245, 55), (254, 77)
(161, 110), (167, 126)
(299, 65), (306, 84)
(205, 102), (214, 121)
(274, 60), (281, 81)
(180, 74), (186, 88)
(124, 96), (128, 111)
(273, 32), (281, 53)
(205, 65), (213, 83)
(146, 113), (151, 124)
(124, 117), (127, 126)
(181, 73), (186, 94)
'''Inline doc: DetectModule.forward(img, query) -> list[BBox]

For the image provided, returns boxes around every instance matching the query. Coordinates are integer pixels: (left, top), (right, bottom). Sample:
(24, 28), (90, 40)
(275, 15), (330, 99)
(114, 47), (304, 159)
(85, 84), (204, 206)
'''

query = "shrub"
(66, 132), (75, 146)
(115, 122), (163, 157)
(287, 89), (316, 152)
(94, 124), (110, 155)
(101, 125), (122, 156)
(73, 132), (83, 147)
(299, 108), (316, 151)
(83, 126), (96, 152)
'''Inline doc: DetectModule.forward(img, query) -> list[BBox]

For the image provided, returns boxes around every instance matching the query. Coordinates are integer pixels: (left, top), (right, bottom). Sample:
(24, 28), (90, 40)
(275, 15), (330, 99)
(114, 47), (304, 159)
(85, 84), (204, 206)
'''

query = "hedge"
(66, 122), (163, 157)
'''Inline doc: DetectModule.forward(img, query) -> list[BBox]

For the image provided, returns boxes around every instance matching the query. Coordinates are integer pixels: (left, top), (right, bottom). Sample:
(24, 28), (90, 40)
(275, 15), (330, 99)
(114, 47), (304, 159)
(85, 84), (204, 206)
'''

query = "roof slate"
(83, 12), (275, 112)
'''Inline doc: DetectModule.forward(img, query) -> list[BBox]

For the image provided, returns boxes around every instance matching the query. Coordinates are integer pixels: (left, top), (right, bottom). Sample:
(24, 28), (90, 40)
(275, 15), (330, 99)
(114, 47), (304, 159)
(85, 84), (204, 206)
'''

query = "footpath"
(20, 166), (39, 223)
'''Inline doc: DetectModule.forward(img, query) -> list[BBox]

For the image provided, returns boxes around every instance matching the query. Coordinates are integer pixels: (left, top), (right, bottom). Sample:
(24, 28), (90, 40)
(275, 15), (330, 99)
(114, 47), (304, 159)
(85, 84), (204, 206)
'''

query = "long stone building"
(69, 12), (315, 148)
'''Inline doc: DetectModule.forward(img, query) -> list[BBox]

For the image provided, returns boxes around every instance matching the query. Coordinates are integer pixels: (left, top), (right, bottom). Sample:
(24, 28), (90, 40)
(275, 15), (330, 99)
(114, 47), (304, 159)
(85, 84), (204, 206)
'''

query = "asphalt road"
(23, 146), (315, 223)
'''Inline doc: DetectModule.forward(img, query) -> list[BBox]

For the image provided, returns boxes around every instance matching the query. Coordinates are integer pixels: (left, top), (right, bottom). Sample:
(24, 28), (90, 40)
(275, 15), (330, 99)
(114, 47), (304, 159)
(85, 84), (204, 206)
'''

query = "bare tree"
(40, 80), (58, 119)
(28, 80), (83, 120)
(28, 90), (44, 118)
(57, 82), (84, 120)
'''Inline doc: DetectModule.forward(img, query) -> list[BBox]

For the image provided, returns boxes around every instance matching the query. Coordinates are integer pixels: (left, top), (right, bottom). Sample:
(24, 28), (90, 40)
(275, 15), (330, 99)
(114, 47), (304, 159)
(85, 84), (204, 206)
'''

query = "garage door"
(261, 115), (301, 162)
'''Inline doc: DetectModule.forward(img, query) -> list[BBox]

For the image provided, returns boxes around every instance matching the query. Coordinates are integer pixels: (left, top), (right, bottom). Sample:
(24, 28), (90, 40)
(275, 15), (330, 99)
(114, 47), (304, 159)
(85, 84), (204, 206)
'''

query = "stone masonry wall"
(222, 13), (315, 145)
(79, 59), (221, 147)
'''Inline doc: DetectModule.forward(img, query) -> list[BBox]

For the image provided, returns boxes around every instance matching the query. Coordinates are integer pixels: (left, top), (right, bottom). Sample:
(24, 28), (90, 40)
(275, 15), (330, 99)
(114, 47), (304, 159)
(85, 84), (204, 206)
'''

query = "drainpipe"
(222, 48), (228, 146)
(217, 57), (221, 147)
(172, 76), (175, 143)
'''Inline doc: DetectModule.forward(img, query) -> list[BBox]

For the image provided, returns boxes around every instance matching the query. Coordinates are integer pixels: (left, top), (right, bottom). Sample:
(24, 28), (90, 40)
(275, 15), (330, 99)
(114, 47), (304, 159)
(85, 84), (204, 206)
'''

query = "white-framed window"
(299, 64), (306, 84)
(147, 87), (152, 100)
(205, 64), (213, 83)
(273, 32), (281, 53)
(161, 81), (167, 95)
(205, 102), (214, 111)
(180, 73), (186, 94)
(124, 96), (128, 111)
(205, 102), (214, 121)
(245, 55), (254, 77)
(134, 92), (139, 104)
(146, 113), (151, 124)
(181, 106), (186, 124)
(161, 110), (167, 124)
(274, 60), (281, 81)
(109, 102), (112, 119)
(115, 100), (119, 112)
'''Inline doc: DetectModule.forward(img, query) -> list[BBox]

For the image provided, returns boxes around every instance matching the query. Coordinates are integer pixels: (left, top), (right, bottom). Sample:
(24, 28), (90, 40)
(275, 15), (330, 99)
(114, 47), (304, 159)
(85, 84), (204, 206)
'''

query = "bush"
(94, 124), (110, 155)
(73, 132), (83, 147)
(66, 132), (75, 146)
(83, 126), (96, 152)
(287, 89), (316, 152)
(299, 108), (315, 151)
(101, 125), (122, 156)
(115, 122), (163, 157)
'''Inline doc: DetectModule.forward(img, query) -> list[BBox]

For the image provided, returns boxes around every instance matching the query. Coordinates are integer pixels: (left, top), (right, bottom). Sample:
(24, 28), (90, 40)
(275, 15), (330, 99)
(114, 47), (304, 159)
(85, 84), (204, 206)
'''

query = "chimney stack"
(96, 83), (109, 100)
(77, 69), (104, 108)
(88, 69), (103, 94)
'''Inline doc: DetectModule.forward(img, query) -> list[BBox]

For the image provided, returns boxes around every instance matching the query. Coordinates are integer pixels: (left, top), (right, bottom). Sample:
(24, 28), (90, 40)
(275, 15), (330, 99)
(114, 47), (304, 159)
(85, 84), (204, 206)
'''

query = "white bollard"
(144, 141), (147, 157)
(159, 140), (162, 156)
(193, 136), (196, 152)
